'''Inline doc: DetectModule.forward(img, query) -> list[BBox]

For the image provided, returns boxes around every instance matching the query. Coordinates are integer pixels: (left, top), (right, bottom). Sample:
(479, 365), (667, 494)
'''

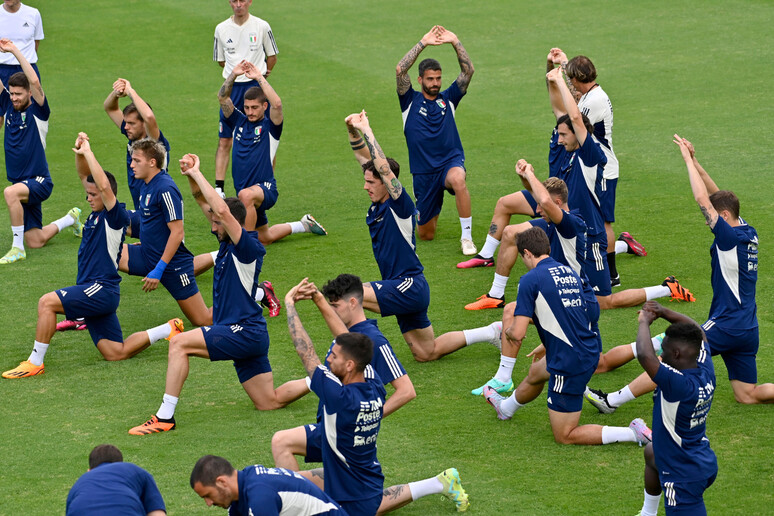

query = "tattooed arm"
(396, 27), (442, 95)
(346, 111), (403, 200)
(346, 118), (370, 166)
(217, 60), (249, 119)
(436, 27), (474, 93)
(285, 283), (322, 378)
(673, 134), (718, 229)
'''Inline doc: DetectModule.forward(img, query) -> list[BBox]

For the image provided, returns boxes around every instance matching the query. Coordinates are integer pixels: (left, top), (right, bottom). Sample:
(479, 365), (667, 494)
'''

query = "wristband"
(147, 259), (168, 280)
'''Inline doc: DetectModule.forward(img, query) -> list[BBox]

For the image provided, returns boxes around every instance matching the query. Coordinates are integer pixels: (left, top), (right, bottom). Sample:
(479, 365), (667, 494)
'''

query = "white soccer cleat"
(460, 238), (477, 256)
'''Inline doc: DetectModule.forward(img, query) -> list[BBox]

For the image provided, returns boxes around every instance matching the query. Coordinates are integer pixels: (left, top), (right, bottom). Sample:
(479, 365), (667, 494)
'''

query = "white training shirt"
(213, 15), (277, 82)
(578, 85), (619, 179)
(0, 3), (44, 65)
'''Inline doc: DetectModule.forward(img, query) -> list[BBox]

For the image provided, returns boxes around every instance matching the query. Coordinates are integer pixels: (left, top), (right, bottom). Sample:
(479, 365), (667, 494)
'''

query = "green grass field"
(1, 0), (773, 514)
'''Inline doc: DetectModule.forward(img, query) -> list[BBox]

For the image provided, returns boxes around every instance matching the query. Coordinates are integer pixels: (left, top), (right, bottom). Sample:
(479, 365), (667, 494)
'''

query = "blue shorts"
(371, 275), (431, 333)
(662, 474), (716, 515)
(56, 283), (123, 346)
(0, 63), (40, 88)
(339, 495), (381, 516)
(600, 178), (617, 223)
(519, 189), (539, 217)
(237, 182), (278, 229)
(127, 210), (141, 239)
(203, 322), (271, 383)
(19, 176), (53, 231)
(547, 364), (597, 413)
(585, 232), (612, 297)
(218, 80), (260, 138)
(412, 160), (464, 225)
(304, 423), (323, 463)
(703, 321), (759, 383)
(126, 244), (199, 300)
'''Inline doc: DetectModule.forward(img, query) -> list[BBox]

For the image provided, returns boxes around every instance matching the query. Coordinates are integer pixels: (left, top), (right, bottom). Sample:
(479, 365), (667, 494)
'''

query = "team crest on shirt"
(255, 127), (262, 136)
(145, 194), (151, 206)
(21, 113), (26, 123)
(249, 33), (258, 44)
(436, 99), (446, 109)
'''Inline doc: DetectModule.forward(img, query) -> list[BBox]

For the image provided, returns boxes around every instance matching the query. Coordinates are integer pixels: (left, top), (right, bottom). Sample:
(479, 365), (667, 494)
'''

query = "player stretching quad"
(584, 136), (773, 412)
(190, 455), (343, 515)
(396, 25), (476, 254)
(347, 111), (490, 362)
(483, 227), (652, 446)
(217, 59), (325, 240)
(2, 134), (183, 379)
(633, 302), (717, 516)
(0, 38), (81, 265)
(103, 78), (171, 239)
(213, 0), (278, 198)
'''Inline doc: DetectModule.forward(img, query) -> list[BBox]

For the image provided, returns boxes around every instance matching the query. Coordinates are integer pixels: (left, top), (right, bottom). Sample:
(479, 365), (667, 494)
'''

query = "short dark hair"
(543, 177), (568, 204)
(418, 58), (441, 77)
(709, 190), (740, 219)
(88, 444), (123, 469)
(224, 197), (247, 225)
(565, 55), (597, 83)
(516, 226), (551, 258)
(334, 332), (373, 372)
(244, 86), (267, 104)
(664, 322), (703, 354)
(86, 170), (119, 196)
(322, 274), (364, 304)
(556, 113), (595, 138)
(190, 455), (235, 488)
(8, 72), (29, 90)
(130, 138), (166, 169)
(362, 158), (400, 179)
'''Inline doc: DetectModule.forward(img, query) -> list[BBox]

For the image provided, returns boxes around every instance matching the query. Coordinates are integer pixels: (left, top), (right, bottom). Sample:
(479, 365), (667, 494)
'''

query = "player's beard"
(422, 85), (440, 97)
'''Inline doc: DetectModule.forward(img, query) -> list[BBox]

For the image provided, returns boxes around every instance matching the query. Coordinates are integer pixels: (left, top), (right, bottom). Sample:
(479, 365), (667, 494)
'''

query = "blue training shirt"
(228, 465), (342, 516)
(1, 89), (50, 183)
(212, 228), (266, 325)
(138, 171), (192, 264)
(652, 341), (718, 482)
(399, 81), (465, 174)
(310, 364), (385, 504)
(76, 201), (130, 288)
(227, 109), (281, 192)
(707, 216), (758, 330)
(367, 188), (424, 280)
(120, 121), (170, 210)
(66, 462), (165, 516)
(548, 128), (606, 236)
(514, 257), (601, 375)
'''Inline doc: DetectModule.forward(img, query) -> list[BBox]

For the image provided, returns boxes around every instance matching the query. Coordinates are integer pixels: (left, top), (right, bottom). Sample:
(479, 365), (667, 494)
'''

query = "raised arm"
(103, 86), (124, 128)
(285, 282), (323, 378)
(346, 119), (370, 166)
(636, 307), (662, 379)
(436, 26), (474, 94)
(516, 160), (563, 224)
(180, 154), (242, 243)
(396, 27), (442, 95)
(73, 133), (117, 210)
(680, 137), (720, 195)
(549, 67), (587, 145)
(244, 61), (282, 125)
(545, 54), (566, 120)
(346, 111), (403, 200)
(218, 60), (249, 119)
(310, 289), (348, 337)
(120, 79), (161, 140)
(641, 300), (705, 339)
(0, 39), (44, 105)
(673, 134), (718, 228)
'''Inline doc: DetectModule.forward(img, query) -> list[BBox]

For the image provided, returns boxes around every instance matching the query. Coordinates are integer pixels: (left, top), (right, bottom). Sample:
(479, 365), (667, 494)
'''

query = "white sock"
(494, 355), (515, 383)
(408, 477), (443, 500)
(601, 425), (637, 444)
(644, 285), (670, 300)
(156, 393), (179, 420)
(209, 250), (218, 263)
(146, 322), (172, 344)
(630, 336), (663, 358)
(11, 225), (24, 250)
(488, 273), (509, 299)
(641, 490), (661, 516)
(608, 385), (635, 408)
(459, 217), (472, 241)
(288, 221), (305, 234)
(52, 213), (76, 233)
(463, 322), (499, 346)
(500, 391), (523, 417)
(28, 340), (49, 366)
(615, 240), (628, 254)
(254, 285), (265, 303)
(479, 234), (500, 259)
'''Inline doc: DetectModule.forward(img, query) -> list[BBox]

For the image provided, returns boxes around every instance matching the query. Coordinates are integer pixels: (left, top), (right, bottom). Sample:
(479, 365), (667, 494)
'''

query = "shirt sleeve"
(529, 218), (549, 232)
(160, 184), (184, 223)
(139, 468), (167, 514)
(444, 80), (465, 107)
(310, 365), (346, 413)
(269, 116), (283, 139)
(398, 84), (415, 113)
(548, 128), (566, 177)
(389, 188), (417, 219)
(105, 202), (131, 230)
(262, 21), (278, 56)
(31, 95), (50, 120)
(371, 341), (406, 384)
(653, 363), (694, 402)
(244, 480), (281, 516)
(232, 228), (265, 262)
(513, 273), (537, 318)
(0, 88), (9, 113)
(711, 215), (740, 251)
(34, 10), (44, 40)
(578, 135), (606, 168)
(214, 27), (225, 62)
(555, 211), (579, 238)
